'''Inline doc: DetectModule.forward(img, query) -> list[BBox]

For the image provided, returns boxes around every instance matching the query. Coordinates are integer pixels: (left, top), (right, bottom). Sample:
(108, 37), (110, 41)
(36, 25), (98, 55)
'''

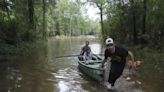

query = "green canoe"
(78, 56), (104, 82)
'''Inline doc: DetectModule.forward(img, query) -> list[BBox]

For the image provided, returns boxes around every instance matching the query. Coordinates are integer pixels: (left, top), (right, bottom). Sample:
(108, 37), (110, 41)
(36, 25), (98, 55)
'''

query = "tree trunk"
(28, 0), (34, 28)
(142, 0), (147, 34)
(130, 0), (138, 44)
(99, 4), (104, 37)
(2, 0), (6, 20)
(56, 21), (60, 35)
(132, 8), (137, 44)
(70, 16), (72, 36)
(42, 0), (46, 38)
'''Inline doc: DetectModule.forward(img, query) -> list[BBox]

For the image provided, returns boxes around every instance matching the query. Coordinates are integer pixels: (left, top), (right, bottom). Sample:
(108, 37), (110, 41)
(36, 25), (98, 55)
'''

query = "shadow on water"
(0, 36), (163, 92)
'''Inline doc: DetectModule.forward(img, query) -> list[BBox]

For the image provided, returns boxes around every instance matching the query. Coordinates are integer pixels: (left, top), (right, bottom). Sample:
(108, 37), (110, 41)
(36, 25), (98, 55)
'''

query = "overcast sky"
(85, 4), (100, 20)
(79, 0), (100, 20)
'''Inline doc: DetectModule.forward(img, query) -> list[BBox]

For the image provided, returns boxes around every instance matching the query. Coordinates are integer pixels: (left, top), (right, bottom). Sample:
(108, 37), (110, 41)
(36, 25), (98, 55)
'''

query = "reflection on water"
(58, 81), (69, 92)
(54, 67), (88, 92)
(0, 37), (163, 92)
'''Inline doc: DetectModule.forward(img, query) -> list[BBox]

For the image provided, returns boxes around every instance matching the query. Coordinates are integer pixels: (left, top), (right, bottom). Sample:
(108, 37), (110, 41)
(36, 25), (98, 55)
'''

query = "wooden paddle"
(56, 54), (104, 59)
(55, 54), (80, 58)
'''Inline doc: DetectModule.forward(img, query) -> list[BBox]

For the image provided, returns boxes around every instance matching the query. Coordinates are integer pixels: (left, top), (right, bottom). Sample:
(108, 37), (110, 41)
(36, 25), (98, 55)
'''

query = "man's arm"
(101, 49), (109, 67)
(101, 59), (107, 68)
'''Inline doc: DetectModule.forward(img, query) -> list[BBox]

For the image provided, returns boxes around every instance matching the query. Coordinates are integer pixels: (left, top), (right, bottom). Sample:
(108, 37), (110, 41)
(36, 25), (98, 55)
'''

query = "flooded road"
(0, 36), (163, 92)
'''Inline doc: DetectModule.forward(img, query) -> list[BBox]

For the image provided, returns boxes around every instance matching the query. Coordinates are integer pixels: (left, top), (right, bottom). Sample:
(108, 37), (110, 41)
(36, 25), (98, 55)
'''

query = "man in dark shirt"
(102, 38), (134, 89)
(80, 41), (91, 55)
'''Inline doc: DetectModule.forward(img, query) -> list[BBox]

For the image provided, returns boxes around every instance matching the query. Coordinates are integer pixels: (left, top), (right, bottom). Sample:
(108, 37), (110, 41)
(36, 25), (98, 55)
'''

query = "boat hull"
(78, 60), (104, 82)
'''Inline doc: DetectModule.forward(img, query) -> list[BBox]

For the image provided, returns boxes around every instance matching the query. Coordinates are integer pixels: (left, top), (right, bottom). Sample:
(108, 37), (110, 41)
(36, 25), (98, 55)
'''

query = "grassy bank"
(0, 40), (48, 62)
(54, 35), (99, 39)
(129, 46), (164, 92)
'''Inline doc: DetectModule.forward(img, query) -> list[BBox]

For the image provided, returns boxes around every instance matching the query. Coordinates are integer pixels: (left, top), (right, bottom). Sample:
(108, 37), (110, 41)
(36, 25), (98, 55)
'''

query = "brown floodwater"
(0, 36), (163, 92)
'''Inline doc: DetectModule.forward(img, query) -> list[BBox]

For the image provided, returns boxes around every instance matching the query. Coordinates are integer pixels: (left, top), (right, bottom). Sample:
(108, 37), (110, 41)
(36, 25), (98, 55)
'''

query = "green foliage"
(102, 0), (164, 49)
(52, 0), (100, 36)
(0, 0), (101, 46)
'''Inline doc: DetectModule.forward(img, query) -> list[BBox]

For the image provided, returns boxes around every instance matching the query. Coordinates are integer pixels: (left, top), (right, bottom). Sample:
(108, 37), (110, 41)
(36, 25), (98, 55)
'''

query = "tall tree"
(130, 0), (138, 44)
(87, 0), (107, 36)
(42, 0), (46, 38)
(142, 0), (147, 35)
(28, 0), (34, 28)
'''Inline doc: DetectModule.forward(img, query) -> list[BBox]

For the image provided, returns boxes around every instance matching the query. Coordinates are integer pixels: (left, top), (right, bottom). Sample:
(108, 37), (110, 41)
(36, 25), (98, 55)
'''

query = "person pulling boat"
(102, 38), (135, 89)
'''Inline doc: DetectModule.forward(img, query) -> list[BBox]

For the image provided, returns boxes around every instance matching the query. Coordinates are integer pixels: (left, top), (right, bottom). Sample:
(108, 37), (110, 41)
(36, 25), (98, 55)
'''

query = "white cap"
(105, 38), (114, 45)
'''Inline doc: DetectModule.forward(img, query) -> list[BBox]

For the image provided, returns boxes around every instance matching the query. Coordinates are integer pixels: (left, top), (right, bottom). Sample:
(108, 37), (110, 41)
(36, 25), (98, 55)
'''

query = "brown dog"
(128, 60), (141, 71)
(126, 60), (141, 84)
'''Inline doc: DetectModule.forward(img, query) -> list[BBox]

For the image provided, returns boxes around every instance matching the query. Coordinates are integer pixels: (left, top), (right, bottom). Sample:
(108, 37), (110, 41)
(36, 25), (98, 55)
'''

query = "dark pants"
(108, 61), (126, 86)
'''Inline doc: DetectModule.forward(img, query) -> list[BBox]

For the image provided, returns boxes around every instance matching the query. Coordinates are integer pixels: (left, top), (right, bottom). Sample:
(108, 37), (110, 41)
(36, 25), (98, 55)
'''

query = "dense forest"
(0, 0), (100, 45)
(0, 0), (164, 49)
(102, 0), (163, 49)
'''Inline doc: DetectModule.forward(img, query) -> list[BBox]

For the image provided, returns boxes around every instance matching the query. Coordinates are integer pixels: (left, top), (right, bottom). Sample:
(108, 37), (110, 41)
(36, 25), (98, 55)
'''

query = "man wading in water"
(102, 38), (135, 89)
